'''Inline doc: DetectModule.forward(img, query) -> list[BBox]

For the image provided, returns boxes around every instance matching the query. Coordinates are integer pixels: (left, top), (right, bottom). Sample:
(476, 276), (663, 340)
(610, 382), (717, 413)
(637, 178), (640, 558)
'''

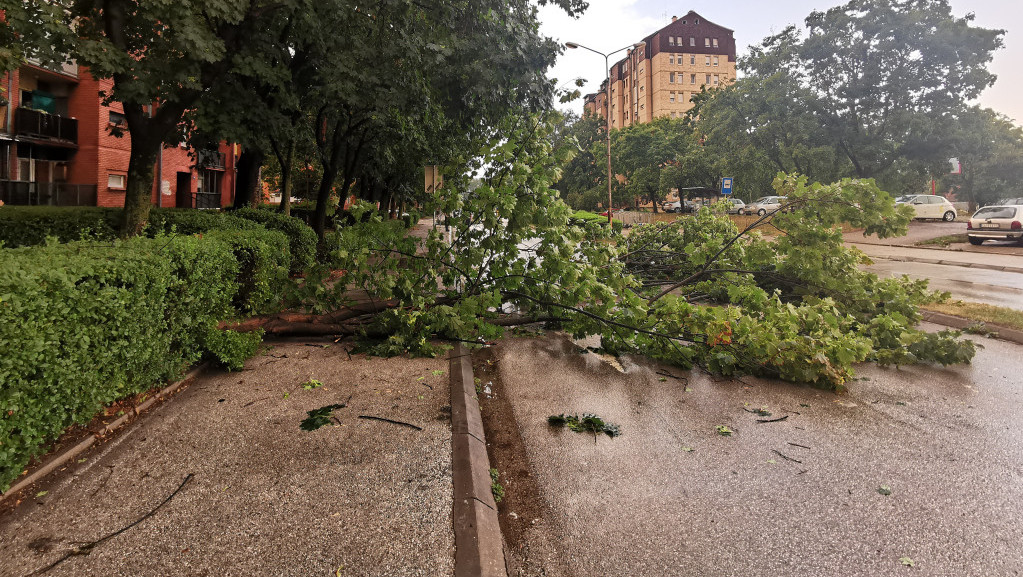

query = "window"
(669, 54), (674, 64)
(705, 38), (710, 47)
(690, 54), (695, 65)
(690, 37), (695, 47)
(713, 56), (719, 66)
(713, 74), (719, 84)
(705, 74), (711, 84)
(705, 55), (711, 66)
(669, 72), (675, 83)
(108, 111), (126, 127)
(681, 20), (687, 24)
(670, 92), (675, 102)
(108, 173), (126, 190)
(677, 37), (683, 45)
(671, 112), (677, 118)
(713, 38), (719, 48)
(690, 74), (696, 84)
(669, 36), (675, 46)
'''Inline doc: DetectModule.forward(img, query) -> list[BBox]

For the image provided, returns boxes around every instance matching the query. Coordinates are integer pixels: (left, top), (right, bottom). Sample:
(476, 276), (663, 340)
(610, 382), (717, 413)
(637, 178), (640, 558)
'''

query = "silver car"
(747, 196), (787, 216)
(723, 198), (746, 214)
(967, 205), (1023, 245)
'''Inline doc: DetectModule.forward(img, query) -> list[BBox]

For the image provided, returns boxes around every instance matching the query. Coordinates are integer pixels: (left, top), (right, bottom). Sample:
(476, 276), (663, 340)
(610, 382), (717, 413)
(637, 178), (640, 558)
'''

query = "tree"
(797, 0), (1003, 186)
(941, 107), (1023, 209)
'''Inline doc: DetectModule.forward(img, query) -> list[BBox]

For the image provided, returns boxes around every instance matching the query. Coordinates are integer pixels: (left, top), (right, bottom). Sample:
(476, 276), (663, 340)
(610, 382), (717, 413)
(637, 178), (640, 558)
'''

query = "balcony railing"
(15, 107), (78, 144)
(194, 192), (221, 209)
(0, 180), (97, 206)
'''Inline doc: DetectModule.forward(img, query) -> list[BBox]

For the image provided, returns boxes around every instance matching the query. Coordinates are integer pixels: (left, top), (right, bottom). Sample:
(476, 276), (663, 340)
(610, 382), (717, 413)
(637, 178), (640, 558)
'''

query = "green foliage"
(300, 404), (346, 431)
(203, 228), (291, 315)
(0, 233), (274, 490)
(231, 208), (317, 272)
(489, 468), (505, 503)
(547, 414), (621, 438)
(0, 206), (122, 247)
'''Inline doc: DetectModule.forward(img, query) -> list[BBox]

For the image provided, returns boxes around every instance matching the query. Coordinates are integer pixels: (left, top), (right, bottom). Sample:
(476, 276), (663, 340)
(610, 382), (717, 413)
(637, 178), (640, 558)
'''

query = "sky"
(540, 0), (1023, 124)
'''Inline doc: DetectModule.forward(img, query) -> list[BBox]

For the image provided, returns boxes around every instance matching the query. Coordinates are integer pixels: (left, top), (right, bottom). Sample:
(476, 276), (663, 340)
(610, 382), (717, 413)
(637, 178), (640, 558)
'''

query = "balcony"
(25, 57), (79, 79)
(194, 192), (221, 209)
(15, 107), (78, 144)
(0, 180), (97, 206)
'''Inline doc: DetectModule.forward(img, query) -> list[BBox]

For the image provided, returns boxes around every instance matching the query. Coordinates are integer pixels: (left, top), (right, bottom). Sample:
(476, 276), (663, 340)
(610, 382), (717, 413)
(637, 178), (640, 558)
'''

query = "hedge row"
(0, 230), (288, 491)
(0, 207), (316, 272)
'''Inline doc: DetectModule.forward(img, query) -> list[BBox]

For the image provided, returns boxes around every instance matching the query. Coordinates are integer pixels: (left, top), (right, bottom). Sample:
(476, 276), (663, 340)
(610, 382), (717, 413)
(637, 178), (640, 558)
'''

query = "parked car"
(661, 200), (681, 213)
(723, 198), (746, 215)
(967, 205), (1023, 245)
(894, 194), (957, 221)
(746, 196), (788, 216)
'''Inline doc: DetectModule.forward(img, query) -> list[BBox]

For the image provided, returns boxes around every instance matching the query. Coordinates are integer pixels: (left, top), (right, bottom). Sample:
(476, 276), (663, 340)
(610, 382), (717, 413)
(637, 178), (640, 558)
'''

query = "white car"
(723, 198), (746, 214)
(967, 205), (1023, 245)
(747, 196), (788, 216)
(894, 194), (957, 221)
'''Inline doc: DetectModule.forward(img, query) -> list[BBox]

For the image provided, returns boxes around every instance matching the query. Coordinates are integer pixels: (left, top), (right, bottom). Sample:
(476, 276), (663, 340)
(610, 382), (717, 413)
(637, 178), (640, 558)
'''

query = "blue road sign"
(721, 177), (733, 195)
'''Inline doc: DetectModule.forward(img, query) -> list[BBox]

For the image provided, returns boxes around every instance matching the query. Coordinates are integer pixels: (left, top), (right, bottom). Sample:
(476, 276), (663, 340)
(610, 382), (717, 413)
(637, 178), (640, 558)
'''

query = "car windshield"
(894, 196), (916, 203)
(973, 206), (1018, 219)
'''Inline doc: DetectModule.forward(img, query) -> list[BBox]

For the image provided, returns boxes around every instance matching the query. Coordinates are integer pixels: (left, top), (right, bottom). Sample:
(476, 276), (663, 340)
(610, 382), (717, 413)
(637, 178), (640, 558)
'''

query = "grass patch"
(921, 300), (1023, 332)
(915, 233), (968, 247)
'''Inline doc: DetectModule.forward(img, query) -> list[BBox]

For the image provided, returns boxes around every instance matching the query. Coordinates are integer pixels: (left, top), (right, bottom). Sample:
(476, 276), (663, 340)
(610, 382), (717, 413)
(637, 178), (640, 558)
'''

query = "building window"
(705, 38), (711, 47)
(690, 74), (696, 84)
(669, 54), (674, 64)
(681, 20), (687, 24)
(713, 74), (720, 84)
(713, 56), (719, 66)
(669, 36), (675, 46)
(690, 54), (696, 65)
(670, 92), (675, 102)
(108, 111), (126, 127)
(671, 112), (677, 118)
(108, 173), (126, 190)
(706, 74), (711, 84)
(690, 37), (696, 47)
(713, 38), (719, 48)
(705, 55), (711, 66)
(669, 72), (675, 83)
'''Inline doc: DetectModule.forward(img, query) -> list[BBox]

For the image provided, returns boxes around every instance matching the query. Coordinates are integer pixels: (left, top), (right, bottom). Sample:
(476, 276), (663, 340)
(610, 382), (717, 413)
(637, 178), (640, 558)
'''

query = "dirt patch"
(473, 346), (572, 577)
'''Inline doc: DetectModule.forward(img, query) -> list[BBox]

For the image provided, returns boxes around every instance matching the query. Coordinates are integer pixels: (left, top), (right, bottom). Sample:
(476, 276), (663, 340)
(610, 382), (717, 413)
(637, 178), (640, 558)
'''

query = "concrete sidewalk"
(0, 343), (454, 577)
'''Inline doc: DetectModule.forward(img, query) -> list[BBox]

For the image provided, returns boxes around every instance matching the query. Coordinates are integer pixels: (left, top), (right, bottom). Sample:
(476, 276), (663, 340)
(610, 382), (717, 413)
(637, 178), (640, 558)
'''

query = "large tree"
(941, 107), (1023, 209)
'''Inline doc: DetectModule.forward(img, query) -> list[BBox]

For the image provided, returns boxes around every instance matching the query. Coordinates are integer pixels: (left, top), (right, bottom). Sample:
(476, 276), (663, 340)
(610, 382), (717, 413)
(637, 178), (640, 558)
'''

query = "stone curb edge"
(0, 364), (207, 503)
(867, 254), (1023, 274)
(449, 344), (506, 577)
(920, 311), (1023, 346)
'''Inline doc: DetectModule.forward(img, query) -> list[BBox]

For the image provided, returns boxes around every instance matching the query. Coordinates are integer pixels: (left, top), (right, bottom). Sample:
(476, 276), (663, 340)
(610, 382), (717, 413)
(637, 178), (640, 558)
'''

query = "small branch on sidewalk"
(757, 415), (789, 424)
(772, 449), (802, 464)
(358, 415), (423, 431)
(787, 442), (811, 450)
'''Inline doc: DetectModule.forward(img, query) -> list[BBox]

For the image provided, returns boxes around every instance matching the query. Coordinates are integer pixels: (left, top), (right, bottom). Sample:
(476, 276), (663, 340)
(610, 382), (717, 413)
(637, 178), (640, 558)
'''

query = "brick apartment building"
(0, 58), (236, 209)
(583, 11), (737, 128)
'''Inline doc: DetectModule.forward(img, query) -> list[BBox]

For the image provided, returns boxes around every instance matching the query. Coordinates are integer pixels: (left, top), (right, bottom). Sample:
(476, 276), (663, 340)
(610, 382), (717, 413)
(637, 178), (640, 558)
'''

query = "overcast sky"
(541, 0), (1023, 124)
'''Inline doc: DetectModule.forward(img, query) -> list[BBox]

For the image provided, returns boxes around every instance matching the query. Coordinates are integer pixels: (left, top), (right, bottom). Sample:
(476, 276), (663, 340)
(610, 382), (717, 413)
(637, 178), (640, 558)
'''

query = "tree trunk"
(233, 148), (265, 208)
(121, 143), (159, 237)
(280, 142), (294, 216)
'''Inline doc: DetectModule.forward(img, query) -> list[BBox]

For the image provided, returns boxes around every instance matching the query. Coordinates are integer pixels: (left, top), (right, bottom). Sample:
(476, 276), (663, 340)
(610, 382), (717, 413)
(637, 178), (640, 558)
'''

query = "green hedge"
(232, 208), (317, 272)
(569, 210), (624, 233)
(0, 206), (122, 247)
(204, 228), (291, 314)
(0, 233), (273, 491)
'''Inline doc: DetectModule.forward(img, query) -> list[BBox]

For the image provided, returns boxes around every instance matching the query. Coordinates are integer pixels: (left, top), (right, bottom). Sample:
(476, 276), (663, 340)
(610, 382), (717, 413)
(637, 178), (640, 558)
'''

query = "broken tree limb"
(358, 415), (423, 431)
(757, 415), (789, 424)
(26, 473), (194, 577)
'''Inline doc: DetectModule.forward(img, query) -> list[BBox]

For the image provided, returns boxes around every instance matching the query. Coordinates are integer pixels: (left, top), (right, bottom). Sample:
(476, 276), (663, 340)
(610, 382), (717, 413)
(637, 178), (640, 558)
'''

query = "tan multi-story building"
(583, 11), (737, 128)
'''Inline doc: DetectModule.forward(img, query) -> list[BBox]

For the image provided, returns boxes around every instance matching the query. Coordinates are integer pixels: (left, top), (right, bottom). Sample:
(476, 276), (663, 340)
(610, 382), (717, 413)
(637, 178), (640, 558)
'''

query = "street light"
(566, 40), (645, 224)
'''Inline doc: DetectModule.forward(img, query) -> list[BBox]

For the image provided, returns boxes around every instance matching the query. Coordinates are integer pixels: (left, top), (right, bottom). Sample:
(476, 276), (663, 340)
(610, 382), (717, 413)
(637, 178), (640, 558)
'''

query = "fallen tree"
(267, 112), (975, 391)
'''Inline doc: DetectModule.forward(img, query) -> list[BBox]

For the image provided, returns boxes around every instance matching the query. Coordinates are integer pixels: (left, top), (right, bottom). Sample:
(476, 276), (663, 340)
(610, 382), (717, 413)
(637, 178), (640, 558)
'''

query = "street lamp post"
(566, 41), (644, 224)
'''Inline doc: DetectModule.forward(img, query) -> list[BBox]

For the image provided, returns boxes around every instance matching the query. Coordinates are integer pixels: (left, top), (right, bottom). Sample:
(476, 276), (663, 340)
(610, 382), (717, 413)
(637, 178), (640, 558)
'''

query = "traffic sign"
(721, 177), (733, 195)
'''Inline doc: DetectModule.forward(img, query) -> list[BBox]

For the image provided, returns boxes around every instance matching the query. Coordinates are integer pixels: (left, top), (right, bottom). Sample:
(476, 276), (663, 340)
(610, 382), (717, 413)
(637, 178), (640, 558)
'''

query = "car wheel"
(737, 208), (744, 215)
(968, 237), (984, 245)
(757, 208), (766, 216)
(942, 211), (956, 222)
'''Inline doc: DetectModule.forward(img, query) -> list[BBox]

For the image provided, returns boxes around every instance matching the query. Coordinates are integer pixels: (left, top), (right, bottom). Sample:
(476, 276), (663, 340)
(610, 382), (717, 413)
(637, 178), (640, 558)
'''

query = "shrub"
(146, 208), (262, 235)
(204, 228), (292, 314)
(231, 207), (317, 272)
(0, 206), (121, 247)
(0, 234), (267, 491)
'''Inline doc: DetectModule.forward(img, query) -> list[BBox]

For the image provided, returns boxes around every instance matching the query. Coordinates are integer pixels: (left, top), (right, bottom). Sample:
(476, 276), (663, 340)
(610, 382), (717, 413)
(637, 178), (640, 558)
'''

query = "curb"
(867, 254), (1023, 274)
(0, 364), (207, 503)
(920, 311), (1023, 346)
(449, 344), (506, 577)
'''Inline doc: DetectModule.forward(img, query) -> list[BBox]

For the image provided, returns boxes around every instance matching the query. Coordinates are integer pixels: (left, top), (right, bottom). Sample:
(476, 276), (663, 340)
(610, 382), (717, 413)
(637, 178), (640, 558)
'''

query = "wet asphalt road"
(493, 329), (1023, 576)
(865, 259), (1023, 311)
